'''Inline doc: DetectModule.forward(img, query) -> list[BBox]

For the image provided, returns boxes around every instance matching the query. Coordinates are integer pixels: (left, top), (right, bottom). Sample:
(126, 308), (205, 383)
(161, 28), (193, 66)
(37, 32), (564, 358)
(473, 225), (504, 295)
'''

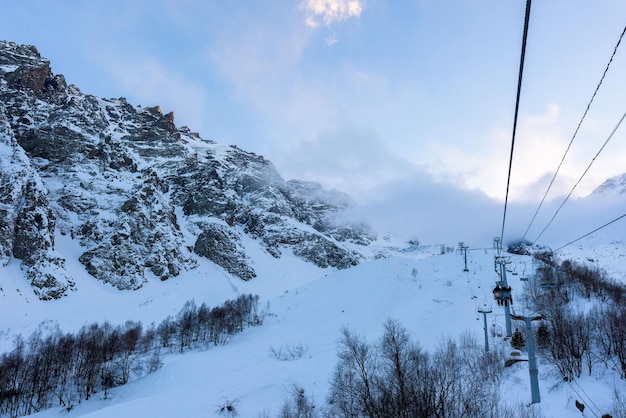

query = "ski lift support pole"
(493, 237), (513, 338)
(499, 257), (512, 338)
(511, 313), (543, 404)
(494, 237), (502, 256)
(459, 242), (469, 272)
(477, 306), (492, 352)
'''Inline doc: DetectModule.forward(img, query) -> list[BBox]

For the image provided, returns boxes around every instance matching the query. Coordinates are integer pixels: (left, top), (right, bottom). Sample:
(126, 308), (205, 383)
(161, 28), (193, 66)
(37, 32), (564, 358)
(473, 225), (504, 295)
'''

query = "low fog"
(345, 172), (625, 250)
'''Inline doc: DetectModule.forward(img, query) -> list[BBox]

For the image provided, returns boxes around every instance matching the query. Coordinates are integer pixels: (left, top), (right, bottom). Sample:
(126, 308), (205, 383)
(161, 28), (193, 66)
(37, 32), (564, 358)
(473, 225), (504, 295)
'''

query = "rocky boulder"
(193, 223), (256, 280)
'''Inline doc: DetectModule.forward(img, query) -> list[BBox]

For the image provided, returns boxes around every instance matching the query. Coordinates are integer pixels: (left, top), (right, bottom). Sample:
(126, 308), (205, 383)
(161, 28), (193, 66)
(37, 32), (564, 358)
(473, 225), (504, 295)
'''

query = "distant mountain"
(590, 172), (626, 196)
(0, 41), (375, 300)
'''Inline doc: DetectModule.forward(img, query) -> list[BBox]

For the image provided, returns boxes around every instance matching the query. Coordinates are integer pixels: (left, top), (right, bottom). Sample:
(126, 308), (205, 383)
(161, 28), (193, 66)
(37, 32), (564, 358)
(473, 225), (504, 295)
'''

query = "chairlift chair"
(490, 319), (503, 338)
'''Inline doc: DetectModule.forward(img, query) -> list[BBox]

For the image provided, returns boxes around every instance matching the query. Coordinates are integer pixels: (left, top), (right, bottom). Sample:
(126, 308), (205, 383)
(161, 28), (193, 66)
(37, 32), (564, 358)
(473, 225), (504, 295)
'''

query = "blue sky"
(2, 0), (626, 243)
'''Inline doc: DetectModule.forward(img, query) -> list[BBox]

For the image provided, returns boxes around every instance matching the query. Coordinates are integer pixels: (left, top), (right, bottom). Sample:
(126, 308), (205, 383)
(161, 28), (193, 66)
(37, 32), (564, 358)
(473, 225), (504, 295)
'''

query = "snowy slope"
(0, 242), (621, 417)
(2, 39), (626, 418)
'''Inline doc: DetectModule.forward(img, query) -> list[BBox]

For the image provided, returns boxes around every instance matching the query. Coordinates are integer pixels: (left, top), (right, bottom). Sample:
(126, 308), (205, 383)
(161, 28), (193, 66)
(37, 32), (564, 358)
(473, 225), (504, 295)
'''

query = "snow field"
(2, 238), (625, 417)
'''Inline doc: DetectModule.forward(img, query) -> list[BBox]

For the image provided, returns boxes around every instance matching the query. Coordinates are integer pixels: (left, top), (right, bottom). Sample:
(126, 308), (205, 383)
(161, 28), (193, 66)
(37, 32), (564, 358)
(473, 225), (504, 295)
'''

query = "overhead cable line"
(530, 110), (626, 245)
(554, 211), (626, 252)
(571, 379), (603, 418)
(501, 0), (533, 243)
(519, 23), (626, 245)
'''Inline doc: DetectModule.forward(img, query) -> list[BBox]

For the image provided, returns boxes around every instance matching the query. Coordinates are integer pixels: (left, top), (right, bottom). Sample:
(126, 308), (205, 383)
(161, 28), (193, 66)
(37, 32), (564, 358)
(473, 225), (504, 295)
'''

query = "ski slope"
(1, 236), (625, 417)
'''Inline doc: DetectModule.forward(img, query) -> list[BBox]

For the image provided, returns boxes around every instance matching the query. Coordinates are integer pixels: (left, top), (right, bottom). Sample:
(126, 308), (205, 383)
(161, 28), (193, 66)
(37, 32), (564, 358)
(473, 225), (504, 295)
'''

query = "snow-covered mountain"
(0, 41), (375, 300)
(1, 40), (626, 418)
(590, 172), (626, 196)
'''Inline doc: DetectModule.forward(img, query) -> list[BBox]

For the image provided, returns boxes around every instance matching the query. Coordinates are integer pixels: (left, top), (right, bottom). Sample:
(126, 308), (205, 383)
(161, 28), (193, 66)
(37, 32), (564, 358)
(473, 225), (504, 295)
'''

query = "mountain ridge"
(590, 172), (626, 196)
(0, 40), (374, 299)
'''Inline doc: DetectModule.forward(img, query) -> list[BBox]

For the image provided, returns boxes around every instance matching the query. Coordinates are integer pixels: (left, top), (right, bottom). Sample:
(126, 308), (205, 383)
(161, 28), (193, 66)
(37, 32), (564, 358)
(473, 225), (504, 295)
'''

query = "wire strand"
(531, 110), (626, 245)
(501, 0), (533, 243)
(519, 24), (626, 244)
(554, 212), (626, 252)
(571, 379), (603, 418)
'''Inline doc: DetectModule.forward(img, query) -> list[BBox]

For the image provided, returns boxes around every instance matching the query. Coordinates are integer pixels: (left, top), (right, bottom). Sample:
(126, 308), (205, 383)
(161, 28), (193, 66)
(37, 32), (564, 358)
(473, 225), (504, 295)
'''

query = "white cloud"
(302, 0), (363, 27)
(277, 124), (416, 200)
(325, 34), (339, 45)
(417, 104), (580, 202)
(305, 16), (320, 28)
(352, 166), (626, 248)
(350, 170), (504, 245)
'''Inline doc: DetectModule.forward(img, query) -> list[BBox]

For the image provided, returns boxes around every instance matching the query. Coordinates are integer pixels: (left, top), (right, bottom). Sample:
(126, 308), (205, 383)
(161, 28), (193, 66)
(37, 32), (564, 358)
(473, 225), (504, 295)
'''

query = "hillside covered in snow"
(1, 40), (626, 418)
(1, 242), (625, 417)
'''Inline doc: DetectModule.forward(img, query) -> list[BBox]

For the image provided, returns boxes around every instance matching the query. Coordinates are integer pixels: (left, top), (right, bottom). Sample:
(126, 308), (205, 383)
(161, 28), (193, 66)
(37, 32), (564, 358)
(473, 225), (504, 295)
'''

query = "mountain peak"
(0, 41), (52, 94)
(590, 172), (626, 196)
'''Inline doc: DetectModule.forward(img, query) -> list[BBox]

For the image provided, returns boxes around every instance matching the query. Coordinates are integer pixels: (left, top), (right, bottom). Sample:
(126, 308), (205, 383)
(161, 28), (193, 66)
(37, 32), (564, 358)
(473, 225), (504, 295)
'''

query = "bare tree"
(329, 327), (379, 417)
(595, 304), (626, 378)
(327, 321), (504, 418)
(279, 385), (318, 418)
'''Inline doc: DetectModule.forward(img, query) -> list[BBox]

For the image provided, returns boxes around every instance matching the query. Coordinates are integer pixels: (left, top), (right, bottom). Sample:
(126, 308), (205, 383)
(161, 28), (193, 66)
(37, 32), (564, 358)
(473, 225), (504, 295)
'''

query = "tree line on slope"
(0, 294), (262, 418)
(271, 321), (545, 418)
(272, 254), (626, 418)
(521, 255), (626, 382)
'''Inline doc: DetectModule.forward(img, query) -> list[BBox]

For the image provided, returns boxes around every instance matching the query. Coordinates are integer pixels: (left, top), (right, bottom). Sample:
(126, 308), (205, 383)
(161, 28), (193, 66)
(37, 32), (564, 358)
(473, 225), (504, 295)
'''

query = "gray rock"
(292, 233), (361, 269)
(0, 40), (375, 298)
(194, 223), (256, 280)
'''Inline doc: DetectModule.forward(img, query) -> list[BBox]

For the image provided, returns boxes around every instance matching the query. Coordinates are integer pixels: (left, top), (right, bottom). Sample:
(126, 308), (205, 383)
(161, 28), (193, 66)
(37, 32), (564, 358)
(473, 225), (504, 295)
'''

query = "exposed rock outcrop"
(0, 103), (74, 299)
(0, 40), (374, 299)
(194, 223), (256, 280)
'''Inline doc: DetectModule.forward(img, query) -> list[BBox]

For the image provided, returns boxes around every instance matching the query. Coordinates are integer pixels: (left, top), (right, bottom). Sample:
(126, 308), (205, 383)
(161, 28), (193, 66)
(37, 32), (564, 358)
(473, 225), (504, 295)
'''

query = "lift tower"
(461, 244), (469, 272)
(493, 238), (513, 338)
(477, 306), (492, 352)
(511, 313), (543, 404)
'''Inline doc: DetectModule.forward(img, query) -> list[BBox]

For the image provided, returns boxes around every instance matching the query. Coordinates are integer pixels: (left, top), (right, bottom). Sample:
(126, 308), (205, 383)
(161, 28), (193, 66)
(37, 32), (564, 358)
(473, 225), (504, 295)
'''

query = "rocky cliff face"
(0, 41), (374, 299)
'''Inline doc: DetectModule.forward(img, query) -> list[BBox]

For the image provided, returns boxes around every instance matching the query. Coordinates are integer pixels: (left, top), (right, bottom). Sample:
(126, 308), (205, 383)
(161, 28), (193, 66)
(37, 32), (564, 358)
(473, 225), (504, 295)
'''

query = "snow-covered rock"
(590, 172), (626, 196)
(0, 40), (372, 298)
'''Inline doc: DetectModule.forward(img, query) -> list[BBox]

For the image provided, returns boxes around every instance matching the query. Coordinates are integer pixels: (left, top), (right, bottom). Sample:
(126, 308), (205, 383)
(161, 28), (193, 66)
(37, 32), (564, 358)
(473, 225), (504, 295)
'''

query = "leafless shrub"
(270, 344), (308, 361)
(216, 398), (239, 417)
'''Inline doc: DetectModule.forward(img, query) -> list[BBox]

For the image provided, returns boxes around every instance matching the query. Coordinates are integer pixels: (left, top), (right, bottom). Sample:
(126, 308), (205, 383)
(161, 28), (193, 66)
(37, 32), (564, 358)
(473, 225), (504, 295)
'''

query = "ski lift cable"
(501, 0), (533, 243)
(464, 249), (492, 313)
(554, 212), (626, 252)
(464, 250), (484, 312)
(518, 23), (626, 245)
(571, 378), (603, 418)
(564, 378), (601, 418)
(531, 110), (626, 246)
